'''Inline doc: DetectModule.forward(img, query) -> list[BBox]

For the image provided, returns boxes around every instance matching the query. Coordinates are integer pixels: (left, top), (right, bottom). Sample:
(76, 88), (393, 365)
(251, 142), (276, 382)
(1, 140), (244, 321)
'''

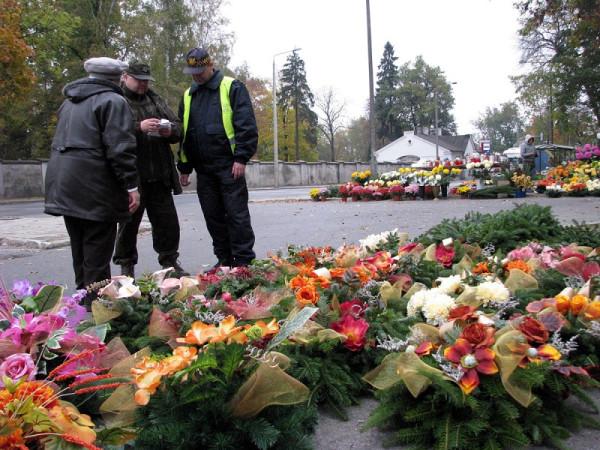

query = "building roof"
(416, 133), (472, 153)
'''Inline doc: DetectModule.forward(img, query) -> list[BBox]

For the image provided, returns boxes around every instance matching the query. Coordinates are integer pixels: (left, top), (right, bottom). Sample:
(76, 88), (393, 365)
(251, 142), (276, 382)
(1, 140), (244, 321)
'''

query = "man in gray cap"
(45, 56), (140, 305)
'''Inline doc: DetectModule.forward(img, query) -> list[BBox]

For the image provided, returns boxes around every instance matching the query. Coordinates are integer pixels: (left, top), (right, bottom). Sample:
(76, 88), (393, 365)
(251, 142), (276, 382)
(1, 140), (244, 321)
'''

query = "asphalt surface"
(1, 189), (599, 449)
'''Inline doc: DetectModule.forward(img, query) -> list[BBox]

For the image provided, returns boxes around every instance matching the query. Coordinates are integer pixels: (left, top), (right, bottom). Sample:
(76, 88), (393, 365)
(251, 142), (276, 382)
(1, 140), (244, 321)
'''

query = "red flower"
(448, 305), (478, 322)
(339, 299), (367, 318)
(365, 251), (393, 273)
(444, 338), (498, 394)
(331, 314), (369, 351)
(518, 317), (549, 344)
(415, 341), (434, 356)
(460, 323), (495, 348)
(435, 243), (455, 268)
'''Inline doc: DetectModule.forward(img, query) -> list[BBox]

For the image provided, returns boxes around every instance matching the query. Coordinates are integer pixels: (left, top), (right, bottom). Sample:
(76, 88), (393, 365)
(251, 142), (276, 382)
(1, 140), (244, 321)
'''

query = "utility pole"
(434, 91), (439, 161)
(366, 0), (377, 174)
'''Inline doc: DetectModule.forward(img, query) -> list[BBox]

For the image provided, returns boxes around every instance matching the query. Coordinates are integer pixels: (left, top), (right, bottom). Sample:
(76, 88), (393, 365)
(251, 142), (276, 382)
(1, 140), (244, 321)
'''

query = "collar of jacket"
(189, 70), (224, 95)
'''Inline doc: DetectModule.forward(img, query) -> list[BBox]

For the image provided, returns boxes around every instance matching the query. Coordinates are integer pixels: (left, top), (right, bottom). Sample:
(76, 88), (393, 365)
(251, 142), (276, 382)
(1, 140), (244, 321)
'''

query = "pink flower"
(331, 314), (369, 351)
(339, 299), (367, 318)
(507, 246), (535, 261)
(0, 353), (36, 386)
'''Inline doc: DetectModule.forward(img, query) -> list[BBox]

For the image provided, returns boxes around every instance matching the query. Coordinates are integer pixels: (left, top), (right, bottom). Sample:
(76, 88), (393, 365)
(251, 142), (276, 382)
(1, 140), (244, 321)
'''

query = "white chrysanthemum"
(421, 292), (456, 325)
(359, 229), (398, 253)
(407, 289), (428, 316)
(476, 280), (510, 305)
(435, 274), (463, 294)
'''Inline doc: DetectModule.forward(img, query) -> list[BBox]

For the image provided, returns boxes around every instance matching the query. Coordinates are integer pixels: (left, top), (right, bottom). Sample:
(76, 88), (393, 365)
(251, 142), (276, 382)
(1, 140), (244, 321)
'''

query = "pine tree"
(278, 50), (317, 160)
(375, 41), (402, 145)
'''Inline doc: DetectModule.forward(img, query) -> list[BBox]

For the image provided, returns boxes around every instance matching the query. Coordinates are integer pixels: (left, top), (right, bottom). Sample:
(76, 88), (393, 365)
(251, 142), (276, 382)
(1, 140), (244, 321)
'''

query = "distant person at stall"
(519, 134), (537, 176)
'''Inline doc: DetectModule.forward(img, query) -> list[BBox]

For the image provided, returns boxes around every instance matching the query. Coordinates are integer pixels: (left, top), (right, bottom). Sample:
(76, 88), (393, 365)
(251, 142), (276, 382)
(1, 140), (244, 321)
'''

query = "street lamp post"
(273, 48), (301, 188)
(366, 0), (377, 174)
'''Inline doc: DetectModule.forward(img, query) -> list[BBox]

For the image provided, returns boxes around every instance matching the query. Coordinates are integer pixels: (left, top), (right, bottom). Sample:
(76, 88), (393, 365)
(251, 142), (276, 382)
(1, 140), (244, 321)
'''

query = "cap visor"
(130, 75), (155, 81)
(183, 66), (206, 74)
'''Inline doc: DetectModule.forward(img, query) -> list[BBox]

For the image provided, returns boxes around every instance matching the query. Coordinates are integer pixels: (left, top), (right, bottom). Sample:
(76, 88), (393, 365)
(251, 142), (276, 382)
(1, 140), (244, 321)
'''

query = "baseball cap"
(125, 62), (155, 81)
(183, 48), (211, 74)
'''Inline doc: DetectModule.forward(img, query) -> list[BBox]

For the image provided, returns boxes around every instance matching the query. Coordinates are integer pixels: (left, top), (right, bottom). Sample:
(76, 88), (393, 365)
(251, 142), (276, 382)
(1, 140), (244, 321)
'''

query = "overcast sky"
(222, 0), (525, 136)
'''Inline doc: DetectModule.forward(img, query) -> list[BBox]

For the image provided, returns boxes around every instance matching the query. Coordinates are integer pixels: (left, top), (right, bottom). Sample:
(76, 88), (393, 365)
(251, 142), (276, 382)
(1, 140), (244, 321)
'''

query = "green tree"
(397, 55), (456, 135)
(514, 0), (600, 138)
(334, 116), (370, 161)
(278, 50), (317, 160)
(474, 102), (525, 152)
(375, 41), (402, 145)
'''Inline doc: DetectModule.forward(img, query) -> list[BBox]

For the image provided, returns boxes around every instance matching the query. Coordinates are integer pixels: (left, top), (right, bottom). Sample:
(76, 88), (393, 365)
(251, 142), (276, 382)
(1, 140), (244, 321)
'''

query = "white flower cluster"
(586, 179), (600, 192)
(407, 288), (456, 325)
(435, 274), (464, 295)
(475, 280), (510, 306)
(359, 229), (398, 252)
(546, 184), (565, 192)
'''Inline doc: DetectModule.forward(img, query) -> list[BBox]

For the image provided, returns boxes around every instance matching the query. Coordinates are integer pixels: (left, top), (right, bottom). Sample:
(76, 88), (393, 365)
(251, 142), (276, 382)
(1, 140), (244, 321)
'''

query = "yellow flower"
(49, 401), (97, 445)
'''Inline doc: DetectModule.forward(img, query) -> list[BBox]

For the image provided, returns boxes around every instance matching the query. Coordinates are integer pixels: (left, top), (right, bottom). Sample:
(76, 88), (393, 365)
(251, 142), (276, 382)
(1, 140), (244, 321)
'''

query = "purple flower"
(1, 313), (65, 349)
(0, 353), (36, 387)
(11, 280), (34, 298)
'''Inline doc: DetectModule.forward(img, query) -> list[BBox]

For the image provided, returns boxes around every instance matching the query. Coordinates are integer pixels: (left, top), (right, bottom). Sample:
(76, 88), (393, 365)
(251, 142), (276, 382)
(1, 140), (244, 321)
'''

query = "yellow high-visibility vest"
(180, 76), (235, 163)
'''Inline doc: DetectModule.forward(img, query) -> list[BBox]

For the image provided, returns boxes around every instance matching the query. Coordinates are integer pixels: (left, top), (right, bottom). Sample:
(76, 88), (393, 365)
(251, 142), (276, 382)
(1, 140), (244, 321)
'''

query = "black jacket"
(177, 70), (258, 174)
(44, 78), (138, 222)
(123, 86), (182, 193)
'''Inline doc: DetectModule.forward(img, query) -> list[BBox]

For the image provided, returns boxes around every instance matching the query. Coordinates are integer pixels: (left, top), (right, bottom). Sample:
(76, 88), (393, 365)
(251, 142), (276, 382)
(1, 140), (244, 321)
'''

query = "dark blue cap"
(184, 48), (211, 74)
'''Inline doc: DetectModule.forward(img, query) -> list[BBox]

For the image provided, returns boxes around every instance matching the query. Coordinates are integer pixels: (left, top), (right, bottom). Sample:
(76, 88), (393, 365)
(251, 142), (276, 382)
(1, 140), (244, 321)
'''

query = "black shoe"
(213, 259), (232, 269)
(162, 260), (190, 278)
(121, 264), (135, 278)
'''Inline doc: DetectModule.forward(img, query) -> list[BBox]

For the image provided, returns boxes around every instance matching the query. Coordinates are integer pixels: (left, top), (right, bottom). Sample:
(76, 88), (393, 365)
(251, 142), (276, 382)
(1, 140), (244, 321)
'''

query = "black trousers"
(196, 166), (255, 266)
(64, 216), (116, 290)
(113, 182), (180, 267)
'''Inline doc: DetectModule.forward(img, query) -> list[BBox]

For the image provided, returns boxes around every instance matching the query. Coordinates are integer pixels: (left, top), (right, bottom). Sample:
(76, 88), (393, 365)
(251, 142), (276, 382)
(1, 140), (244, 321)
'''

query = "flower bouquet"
(545, 183), (564, 198)
(309, 187), (329, 201)
(511, 173), (533, 197)
(389, 184), (405, 201)
(565, 182), (588, 197)
(351, 169), (372, 184)
(350, 185), (363, 202)
(404, 183), (419, 200)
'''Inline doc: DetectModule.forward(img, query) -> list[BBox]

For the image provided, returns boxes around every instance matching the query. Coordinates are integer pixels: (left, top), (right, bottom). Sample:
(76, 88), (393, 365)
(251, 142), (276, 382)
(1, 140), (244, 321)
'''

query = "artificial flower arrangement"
(451, 181), (477, 197)
(511, 173), (534, 191)
(309, 187), (329, 201)
(7, 205), (600, 449)
(0, 281), (140, 449)
(576, 143), (600, 161)
(350, 169), (372, 184)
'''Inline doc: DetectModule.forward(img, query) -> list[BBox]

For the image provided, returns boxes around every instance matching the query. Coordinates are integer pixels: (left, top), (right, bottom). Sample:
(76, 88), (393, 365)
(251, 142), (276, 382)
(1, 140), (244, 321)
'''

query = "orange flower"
(554, 294), (571, 315)
(14, 381), (58, 409)
(0, 427), (27, 450)
(522, 344), (561, 366)
(254, 318), (280, 338)
(177, 321), (219, 346)
(444, 338), (498, 394)
(0, 388), (12, 410)
(504, 259), (531, 273)
(472, 262), (490, 274)
(351, 263), (375, 284)
(329, 267), (347, 279)
(583, 301), (600, 320)
(295, 284), (319, 306)
(289, 275), (312, 290)
(518, 317), (549, 344)
(415, 341), (434, 356)
(461, 323), (495, 348)
(48, 401), (97, 445)
(365, 251), (394, 273)
(570, 294), (589, 316)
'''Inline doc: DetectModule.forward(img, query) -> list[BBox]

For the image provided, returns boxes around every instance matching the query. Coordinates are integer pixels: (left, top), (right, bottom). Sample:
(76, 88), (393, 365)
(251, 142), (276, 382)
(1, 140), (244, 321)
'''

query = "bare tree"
(316, 87), (346, 161)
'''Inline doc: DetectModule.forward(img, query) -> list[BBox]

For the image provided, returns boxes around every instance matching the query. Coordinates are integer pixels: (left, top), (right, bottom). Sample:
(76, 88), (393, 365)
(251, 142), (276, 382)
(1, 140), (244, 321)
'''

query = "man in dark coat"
(112, 62), (188, 278)
(178, 48), (258, 268)
(45, 57), (139, 300)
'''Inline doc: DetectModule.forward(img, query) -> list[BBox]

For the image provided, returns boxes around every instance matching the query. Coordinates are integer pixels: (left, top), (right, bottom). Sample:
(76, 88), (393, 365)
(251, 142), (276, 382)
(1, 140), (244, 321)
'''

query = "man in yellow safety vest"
(178, 47), (258, 268)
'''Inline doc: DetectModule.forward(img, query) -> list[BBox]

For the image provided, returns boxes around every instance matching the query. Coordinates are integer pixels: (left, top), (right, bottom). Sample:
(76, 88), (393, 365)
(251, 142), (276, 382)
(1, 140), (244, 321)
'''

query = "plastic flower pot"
(441, 183), (448, 198)
(391, 193), (403, 201)
(515, 189), (527, 198)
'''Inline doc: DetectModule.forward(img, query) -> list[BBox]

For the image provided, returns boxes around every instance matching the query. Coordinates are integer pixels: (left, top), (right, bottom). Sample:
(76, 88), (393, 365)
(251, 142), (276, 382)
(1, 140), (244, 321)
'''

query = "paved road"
(1, 192), (599, 449)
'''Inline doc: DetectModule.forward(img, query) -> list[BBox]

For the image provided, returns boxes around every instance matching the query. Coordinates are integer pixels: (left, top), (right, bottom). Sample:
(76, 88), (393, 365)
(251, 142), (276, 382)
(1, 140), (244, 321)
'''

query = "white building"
(375, 130), (476, 166)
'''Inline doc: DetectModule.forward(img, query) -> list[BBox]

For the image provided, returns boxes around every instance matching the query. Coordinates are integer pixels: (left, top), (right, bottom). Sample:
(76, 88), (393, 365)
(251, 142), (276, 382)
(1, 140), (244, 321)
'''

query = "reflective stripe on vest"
(180, 76), (235, 163)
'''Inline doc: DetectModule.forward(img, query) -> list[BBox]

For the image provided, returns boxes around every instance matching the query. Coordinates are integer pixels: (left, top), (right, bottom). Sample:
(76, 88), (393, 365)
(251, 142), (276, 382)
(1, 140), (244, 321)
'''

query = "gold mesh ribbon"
(462, 243), (481, 260)
(99, 346), (152, 427)
(290, 320), (346, 344)
(504, 269), (539, 294)
(379, 280), (404, 307)
(404, 282), (427, 299)
(453, 254), (473, 275)
(411, 323), (442, 345)
(92, 300), (123, 325)
(363, 351), (449, 397)
(492, 329), (533, 407)
(455, 285), (481, 308)
(423, 243), (437, 262)
(229, 352), (309, 418)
